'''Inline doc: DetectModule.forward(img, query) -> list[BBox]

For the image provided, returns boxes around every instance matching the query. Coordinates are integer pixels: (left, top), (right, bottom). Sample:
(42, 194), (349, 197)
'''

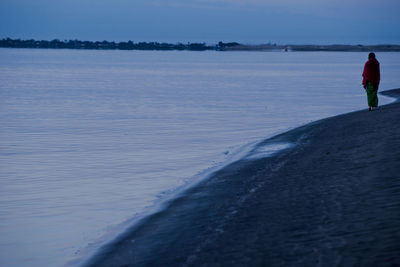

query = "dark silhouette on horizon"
(0, 38), (240, 51)
(1, 38), (400, 52)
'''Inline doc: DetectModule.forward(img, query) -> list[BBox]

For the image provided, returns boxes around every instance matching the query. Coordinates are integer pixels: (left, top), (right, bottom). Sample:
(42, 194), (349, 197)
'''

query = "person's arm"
(371, 62), (380, 90)
(377, 62), (380, 89)
(362, 63), (367, 87)
(362, 63), (368, 88)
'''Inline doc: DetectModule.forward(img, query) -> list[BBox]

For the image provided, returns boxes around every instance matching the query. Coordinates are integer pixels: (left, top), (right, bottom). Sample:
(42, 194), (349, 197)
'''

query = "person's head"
(368, 52), (376, 59)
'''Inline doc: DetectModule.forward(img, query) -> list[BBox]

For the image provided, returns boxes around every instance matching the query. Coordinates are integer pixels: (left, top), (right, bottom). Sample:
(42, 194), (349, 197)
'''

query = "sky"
(0, 0), (399, 44)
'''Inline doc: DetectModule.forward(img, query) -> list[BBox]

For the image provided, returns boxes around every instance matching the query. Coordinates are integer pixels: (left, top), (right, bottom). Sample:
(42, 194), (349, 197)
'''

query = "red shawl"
(362, 58), (380, 87)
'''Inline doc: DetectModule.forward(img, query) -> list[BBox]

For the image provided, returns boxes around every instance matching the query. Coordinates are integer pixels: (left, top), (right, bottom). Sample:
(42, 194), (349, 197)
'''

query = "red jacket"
(362, 58), (380, 88)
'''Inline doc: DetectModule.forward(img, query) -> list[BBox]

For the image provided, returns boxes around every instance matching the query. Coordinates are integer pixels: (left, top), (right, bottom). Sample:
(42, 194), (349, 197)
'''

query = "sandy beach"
(86, 89), (400, 267)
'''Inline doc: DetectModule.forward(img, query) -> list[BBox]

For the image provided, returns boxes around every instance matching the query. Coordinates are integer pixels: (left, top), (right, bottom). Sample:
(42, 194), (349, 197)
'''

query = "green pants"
(366, 83), (378, 107)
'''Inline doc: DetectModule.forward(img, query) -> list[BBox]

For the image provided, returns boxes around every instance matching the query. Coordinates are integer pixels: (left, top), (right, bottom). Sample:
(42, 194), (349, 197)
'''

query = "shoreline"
(2, 38), (400, 52)
(84, 89), (400, 266)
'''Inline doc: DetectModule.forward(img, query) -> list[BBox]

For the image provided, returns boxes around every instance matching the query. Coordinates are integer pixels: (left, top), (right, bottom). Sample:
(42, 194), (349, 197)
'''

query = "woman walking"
(362, 52), (380, 111)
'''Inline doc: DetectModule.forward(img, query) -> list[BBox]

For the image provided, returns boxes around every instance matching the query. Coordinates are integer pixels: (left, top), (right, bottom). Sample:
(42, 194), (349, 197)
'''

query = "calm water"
(0, 49), (398, 266)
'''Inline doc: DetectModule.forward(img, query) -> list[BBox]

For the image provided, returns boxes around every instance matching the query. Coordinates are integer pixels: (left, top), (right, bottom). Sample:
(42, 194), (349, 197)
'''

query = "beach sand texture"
(86, 89), (400, 267)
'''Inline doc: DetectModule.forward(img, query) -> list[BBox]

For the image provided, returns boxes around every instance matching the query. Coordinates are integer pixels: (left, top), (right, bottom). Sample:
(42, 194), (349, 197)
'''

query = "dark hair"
(368, 52), (376, 59)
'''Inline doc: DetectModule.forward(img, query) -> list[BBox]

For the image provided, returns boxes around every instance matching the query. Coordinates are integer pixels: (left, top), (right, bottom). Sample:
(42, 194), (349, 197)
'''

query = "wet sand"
(86, 89), (400, 266)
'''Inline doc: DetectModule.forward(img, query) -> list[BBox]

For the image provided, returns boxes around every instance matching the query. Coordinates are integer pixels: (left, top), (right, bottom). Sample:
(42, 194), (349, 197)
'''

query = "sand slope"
(86, 89), (400, 267)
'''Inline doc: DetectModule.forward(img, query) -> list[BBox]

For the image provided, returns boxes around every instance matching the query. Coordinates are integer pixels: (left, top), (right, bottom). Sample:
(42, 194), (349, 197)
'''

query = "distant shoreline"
(1, 38), (400, 52)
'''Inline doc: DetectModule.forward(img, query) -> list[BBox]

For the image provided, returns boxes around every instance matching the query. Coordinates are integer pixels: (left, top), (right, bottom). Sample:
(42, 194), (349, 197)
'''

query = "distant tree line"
(2, 38), (399, 52)
(0, 38), (241, 51)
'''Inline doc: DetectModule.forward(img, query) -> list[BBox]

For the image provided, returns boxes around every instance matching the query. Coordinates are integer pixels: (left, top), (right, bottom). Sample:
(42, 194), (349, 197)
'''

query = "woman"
(362, 52), (380, 111)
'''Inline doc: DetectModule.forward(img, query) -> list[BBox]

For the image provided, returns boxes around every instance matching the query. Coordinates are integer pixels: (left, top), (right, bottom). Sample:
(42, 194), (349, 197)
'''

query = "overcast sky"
(1, 0), (399, 44)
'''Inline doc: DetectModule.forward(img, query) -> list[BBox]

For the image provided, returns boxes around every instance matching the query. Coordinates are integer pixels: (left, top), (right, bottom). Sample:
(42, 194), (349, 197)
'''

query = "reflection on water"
(246, 143), (293, 160)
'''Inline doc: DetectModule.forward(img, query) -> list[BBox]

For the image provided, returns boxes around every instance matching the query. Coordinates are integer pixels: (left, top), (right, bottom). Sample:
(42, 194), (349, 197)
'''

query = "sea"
(0, 48), (399, 267)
